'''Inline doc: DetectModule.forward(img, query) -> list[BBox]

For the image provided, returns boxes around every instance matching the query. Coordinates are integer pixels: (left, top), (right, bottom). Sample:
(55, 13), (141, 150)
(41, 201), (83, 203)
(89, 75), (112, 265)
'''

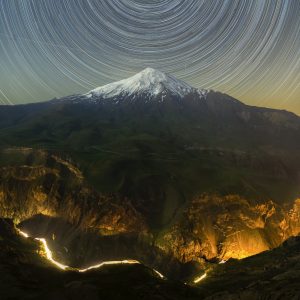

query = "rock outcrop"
(158, 195), (300, 263)
(0, 218), (198, 300)
(198, 235), (300, 299)
(1, 148), (300, 280)
(0, 148), (146, 234)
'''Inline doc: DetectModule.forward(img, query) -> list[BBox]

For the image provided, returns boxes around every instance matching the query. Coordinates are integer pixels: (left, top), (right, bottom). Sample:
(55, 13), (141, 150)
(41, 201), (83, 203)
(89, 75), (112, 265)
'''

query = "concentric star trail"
(0, 0), (299, 113)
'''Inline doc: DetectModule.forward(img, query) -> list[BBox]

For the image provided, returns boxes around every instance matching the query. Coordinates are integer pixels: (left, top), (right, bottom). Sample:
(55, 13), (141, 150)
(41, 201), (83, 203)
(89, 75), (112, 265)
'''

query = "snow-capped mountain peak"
(85, 68), (204, 99)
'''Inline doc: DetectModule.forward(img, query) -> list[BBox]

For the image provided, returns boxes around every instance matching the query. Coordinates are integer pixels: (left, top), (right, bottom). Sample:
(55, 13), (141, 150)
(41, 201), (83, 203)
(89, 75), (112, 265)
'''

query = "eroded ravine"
(17, 227), (210, 286)
(18, 228), (167, 280)
(1, 148), (300, 283)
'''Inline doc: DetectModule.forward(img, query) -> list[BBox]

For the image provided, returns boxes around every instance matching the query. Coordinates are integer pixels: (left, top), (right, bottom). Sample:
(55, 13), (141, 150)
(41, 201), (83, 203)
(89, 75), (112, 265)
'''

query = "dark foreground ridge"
(0, 219), (197, 300)
(1, 219), (300, 299)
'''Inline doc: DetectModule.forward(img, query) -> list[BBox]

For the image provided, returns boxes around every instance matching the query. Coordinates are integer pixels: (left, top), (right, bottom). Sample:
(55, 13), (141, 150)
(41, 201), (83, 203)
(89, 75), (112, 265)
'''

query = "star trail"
(0, 0), (299, 113)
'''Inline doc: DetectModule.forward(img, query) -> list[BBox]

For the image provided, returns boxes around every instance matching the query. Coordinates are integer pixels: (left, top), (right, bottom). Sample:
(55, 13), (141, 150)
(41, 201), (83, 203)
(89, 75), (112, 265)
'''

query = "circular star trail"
(0, 0), (299, 113)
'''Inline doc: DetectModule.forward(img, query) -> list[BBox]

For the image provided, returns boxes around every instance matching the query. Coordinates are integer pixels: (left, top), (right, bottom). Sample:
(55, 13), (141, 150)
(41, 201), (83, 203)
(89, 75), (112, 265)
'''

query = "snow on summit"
(85, 68), (203, 99)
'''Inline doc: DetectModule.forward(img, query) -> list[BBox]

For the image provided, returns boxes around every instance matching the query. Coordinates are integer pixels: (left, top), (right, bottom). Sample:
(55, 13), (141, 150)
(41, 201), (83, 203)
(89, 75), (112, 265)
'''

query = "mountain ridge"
(0, 70), (300, 284)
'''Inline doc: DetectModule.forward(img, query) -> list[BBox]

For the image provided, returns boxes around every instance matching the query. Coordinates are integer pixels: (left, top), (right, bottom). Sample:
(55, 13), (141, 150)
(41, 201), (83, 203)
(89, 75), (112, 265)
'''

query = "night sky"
(0, 0), (299, 114)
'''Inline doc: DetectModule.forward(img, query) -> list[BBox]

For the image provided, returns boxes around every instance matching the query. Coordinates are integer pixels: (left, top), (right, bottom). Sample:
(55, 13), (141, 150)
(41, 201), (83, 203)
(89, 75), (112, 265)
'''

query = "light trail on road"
(18, 229), (165, 278)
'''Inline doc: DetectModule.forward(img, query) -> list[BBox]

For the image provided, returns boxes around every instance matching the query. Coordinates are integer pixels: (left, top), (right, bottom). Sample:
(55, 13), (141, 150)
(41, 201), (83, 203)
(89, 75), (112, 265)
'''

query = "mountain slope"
(0, 68), (300, 278)
(85, 67), (206, 99)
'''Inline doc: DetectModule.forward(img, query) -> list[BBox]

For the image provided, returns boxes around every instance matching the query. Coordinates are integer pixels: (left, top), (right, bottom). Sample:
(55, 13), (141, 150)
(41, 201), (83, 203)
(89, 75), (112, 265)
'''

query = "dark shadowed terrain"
(1, 70), (300, 299)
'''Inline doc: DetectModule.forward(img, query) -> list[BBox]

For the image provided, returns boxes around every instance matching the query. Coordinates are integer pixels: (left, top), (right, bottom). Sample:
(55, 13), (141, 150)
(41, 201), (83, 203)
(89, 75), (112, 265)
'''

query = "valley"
(0, 69), (300, 299)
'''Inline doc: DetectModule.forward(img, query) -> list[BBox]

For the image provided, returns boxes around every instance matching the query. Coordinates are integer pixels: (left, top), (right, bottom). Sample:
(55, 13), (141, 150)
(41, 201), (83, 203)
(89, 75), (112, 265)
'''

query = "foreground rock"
(0, 218), (198, 300)
(197, 235), (300, 299)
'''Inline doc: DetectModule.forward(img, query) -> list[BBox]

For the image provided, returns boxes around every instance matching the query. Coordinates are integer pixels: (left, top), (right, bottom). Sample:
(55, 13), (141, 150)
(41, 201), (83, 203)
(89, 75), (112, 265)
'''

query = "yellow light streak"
(153, 269), (165, 279)
(193, 272), (207, 283)
(17, 229), (166, 279)
(17, 229), (69, 270)
(19, 230), (29, 238)
(78, 259), (140, 273)
(35, 237), (69, 270)
(219, 259), (227, 264)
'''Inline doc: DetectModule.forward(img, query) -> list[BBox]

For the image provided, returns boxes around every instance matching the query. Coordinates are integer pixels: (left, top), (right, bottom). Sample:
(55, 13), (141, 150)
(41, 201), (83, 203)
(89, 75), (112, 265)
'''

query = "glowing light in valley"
(17, 229), (165, 278)
(193, 273), (207, 284)
(18, 229), (69, 270)
(19, 230), (29, 238)
(78, 259), (140, 273)
(153, 269), (165, 279)
(35, 237), (69, 270)
(219, 260), (227, 264)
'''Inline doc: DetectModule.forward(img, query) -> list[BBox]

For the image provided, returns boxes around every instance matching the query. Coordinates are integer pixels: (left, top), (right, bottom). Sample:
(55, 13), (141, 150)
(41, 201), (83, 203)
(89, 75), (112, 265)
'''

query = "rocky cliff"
(158, 195), (300, 265)
(0, 148), (145, 234)
(0, 148), (183, 278)
(197, 235), (300, 299)
(0, 218), (197, 300)
(1, 147), (300, 281)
